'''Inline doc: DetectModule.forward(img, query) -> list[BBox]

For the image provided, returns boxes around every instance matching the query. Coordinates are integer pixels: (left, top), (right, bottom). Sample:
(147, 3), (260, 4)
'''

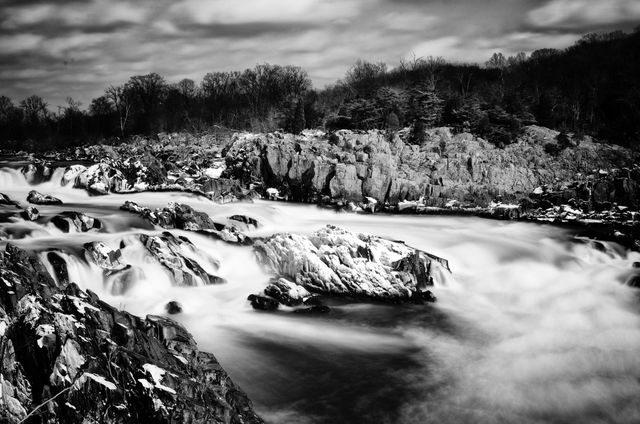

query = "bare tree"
(105, 85), (131, 138)
(20, 95), (48, 125)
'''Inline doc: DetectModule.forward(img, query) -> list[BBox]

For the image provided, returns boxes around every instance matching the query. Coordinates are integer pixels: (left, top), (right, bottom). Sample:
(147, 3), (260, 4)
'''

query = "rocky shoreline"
(2, 125), (640, 251)
(0, 243), (263, 424)
(2, 125), (640, 421)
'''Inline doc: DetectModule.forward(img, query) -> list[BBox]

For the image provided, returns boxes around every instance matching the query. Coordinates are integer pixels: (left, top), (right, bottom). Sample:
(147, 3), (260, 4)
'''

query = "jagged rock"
(20, 206), (39, 221)
(120, 201), (217, 230)
(329, 163), (361, 200)
(21, 162), (52, 184)
(410, 289), (437, 304)
(488, 202), (521, 220)
(83, 241), (122, 269)
(47, 251), (69, 285)
(165, 301), (183, 314)
(247, 294), (279, 311)
(121, 200), (146, 214)
(264, 277), (312, 306)
(51, 211), (102, 233)
(121, 201), (252, 245)
(223, 128), (638, 208)
(0, 193), (20, 208)
(228, 215), (260, 229)
(27, 190), (62, 205)
(61, 164), (87, 186)
(75, 162), (128, 195)
(253, 225), (449, 302)
(137, 233), (223, 287)
(171, 203), (217, 230)
(0, 244), (263, 424)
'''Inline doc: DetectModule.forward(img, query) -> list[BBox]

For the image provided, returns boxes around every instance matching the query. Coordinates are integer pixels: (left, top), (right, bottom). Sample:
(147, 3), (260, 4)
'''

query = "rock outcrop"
(223, 128), (638, 208)
(0, 243), (263, 424)
(0, 193), (20, 208)
(21, 162), (53, 185)
(82, 233), (225, 293)
(251, 225), (448, 308)
(51, 212), (102, 233)
(21, 206), (40, 221)
(27, 190), (63, 205)
(121, 201), (252, 245)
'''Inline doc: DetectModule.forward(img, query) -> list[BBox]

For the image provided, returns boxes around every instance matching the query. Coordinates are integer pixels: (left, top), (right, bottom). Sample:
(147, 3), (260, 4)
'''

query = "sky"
(1, 0), (639, 109)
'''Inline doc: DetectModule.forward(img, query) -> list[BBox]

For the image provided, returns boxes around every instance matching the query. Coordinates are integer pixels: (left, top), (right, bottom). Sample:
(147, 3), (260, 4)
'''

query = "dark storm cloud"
(0, 0), (638, 108)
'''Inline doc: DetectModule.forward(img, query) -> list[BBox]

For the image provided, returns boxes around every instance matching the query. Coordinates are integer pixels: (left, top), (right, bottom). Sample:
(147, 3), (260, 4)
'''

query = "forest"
(0, 28), (639, 150)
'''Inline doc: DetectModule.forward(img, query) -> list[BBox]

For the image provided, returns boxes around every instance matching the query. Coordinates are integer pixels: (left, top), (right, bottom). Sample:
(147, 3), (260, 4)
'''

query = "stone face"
(329, 163), (361, 201)
(223, 128), (639, 208)
(0, 244), (263, 424)
(253, 225), (449, 302)
(27, 190), (63, 205)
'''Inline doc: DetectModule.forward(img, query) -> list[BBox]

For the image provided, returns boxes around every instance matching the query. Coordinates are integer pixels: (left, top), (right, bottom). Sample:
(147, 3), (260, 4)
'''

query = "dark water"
(2, 166), (640, 424)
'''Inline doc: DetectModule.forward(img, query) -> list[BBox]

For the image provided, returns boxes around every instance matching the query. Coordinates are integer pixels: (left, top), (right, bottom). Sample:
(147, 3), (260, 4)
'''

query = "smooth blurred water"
(2, 166), (640, 424)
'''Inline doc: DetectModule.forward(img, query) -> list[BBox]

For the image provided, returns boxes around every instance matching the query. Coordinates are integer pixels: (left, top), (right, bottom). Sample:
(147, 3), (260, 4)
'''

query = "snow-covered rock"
(253, 225), (448, 303)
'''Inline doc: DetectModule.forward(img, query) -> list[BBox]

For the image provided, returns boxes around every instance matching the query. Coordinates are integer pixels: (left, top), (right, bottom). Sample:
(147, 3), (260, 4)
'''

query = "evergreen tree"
(409, 82), (443, 128)
(409, 119), (427, 145)
(385, 112), (400, 132)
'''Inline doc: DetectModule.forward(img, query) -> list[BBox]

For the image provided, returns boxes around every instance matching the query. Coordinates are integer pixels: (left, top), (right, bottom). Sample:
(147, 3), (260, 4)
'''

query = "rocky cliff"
(223, 126), (639, 208)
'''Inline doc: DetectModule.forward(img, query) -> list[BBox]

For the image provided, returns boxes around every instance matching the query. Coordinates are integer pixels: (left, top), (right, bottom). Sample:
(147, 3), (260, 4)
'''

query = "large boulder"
(27, 190), (62, 205)
(20, 206), (39, 221)
(61, 164), (87, 186)
(75, 162), (128, 195)
(253, 225), (448, 302)
(263, 277), (312, 307)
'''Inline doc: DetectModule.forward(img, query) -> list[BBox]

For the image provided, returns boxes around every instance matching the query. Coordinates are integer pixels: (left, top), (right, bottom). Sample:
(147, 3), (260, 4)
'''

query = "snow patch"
(79, 373), (117, 391)
(143, 363), (176, 394)
(36, 324), (55, 348)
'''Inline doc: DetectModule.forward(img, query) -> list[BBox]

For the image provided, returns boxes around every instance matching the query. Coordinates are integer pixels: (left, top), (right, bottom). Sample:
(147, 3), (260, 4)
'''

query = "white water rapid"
(2, 165), (640, 424)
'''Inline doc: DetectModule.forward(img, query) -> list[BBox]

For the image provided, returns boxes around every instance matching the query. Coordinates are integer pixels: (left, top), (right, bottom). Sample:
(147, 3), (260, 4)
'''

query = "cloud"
(169, 0), (361, 25)
(527, 0), (640, 29)
(0, 0), (636, 107)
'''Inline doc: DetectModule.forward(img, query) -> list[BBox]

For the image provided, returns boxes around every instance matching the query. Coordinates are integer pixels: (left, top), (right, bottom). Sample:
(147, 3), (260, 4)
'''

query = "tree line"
(1, 28), (639, 151)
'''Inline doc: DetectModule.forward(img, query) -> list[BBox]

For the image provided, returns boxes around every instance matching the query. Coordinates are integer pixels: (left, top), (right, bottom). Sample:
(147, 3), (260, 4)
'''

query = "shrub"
(544, 142), (562, 156)
(409, 119), (427, 145)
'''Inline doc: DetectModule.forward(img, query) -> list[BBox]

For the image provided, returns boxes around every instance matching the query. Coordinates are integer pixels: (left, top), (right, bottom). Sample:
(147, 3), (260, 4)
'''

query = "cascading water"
(1, 165), (640, 424)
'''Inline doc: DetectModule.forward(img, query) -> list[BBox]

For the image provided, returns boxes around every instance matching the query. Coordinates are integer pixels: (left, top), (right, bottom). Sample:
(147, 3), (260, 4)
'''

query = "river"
(1, 165), (640, 424)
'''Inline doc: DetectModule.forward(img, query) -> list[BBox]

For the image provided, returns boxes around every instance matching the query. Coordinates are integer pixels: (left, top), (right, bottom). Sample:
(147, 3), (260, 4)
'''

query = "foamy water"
(2, 166), (640, 423)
